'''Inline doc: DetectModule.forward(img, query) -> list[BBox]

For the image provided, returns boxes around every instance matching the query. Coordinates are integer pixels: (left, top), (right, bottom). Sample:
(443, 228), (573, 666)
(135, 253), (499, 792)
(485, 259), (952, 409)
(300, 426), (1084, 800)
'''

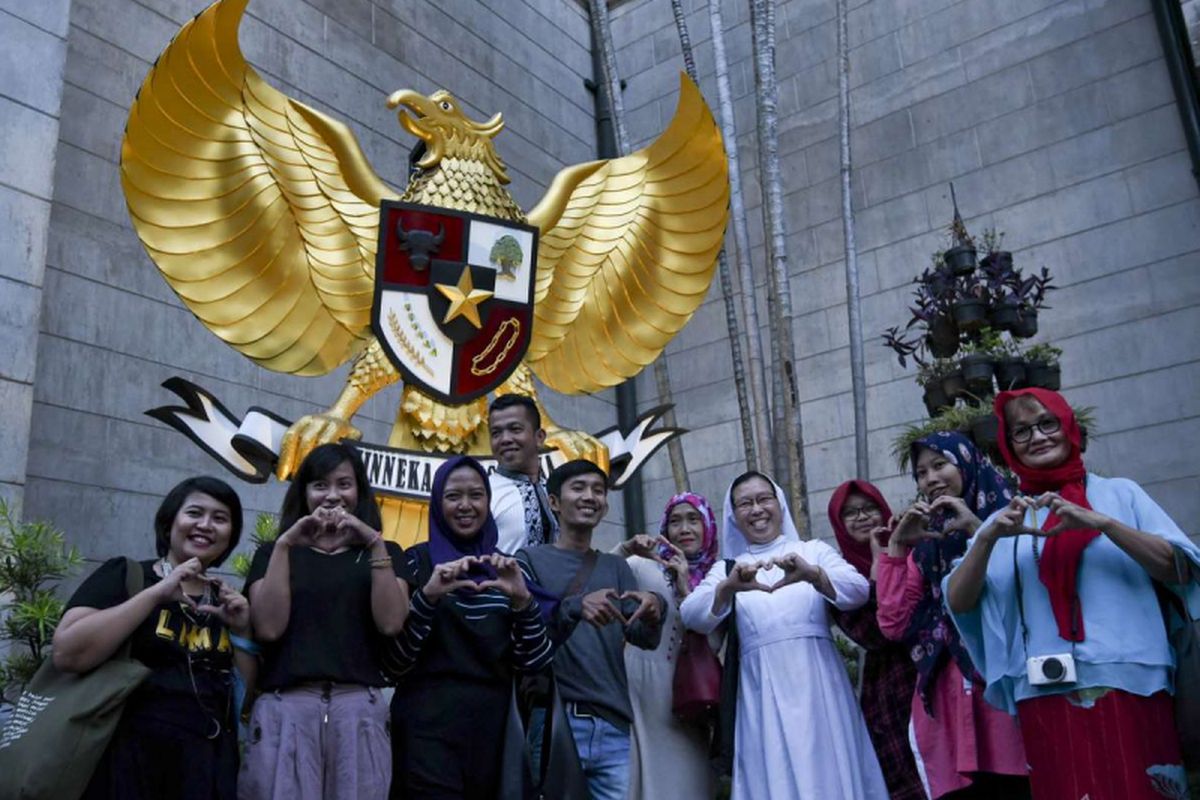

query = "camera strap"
(1013, 530), (1079, 657)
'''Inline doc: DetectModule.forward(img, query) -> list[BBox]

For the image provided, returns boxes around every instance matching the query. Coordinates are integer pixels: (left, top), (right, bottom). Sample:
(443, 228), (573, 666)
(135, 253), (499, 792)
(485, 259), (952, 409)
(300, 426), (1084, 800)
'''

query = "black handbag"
(1164, 547), (1200, 773)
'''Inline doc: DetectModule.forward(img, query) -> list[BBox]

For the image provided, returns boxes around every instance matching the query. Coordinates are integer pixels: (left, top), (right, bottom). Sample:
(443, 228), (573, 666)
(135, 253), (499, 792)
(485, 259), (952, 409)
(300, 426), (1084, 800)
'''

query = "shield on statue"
(372, 201), (536, 404)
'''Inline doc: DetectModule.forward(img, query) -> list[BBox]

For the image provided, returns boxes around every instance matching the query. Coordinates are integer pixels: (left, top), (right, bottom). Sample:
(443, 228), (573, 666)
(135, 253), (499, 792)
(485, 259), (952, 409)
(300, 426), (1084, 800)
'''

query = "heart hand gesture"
(195, 578), (252, 636)
(423, 556), (480, 603)
(769, 551), (821, 591)
(476, 554), (533, 610)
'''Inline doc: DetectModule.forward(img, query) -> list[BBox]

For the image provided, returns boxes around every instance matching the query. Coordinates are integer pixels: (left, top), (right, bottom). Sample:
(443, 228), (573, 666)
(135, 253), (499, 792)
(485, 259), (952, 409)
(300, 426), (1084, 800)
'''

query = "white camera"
(1027, 653), (1077, 686)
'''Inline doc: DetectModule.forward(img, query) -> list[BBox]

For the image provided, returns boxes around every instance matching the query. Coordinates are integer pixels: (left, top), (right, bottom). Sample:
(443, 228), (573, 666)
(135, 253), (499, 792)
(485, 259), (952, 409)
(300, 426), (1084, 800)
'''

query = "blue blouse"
(944, 474), (1200, 714)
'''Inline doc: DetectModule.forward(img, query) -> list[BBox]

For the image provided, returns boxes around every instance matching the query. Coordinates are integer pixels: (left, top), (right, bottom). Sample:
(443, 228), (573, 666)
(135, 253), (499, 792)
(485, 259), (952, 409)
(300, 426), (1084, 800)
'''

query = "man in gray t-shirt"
(517, 459), (664, 800)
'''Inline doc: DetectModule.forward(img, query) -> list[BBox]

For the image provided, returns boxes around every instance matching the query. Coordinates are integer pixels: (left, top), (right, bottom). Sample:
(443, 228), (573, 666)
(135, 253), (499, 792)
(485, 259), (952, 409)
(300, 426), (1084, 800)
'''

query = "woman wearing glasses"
(680, 471), (888, 799)
(827, 481), (924, 800)
(876, 432), (1030, 798)
(945, 388), (1199, 799)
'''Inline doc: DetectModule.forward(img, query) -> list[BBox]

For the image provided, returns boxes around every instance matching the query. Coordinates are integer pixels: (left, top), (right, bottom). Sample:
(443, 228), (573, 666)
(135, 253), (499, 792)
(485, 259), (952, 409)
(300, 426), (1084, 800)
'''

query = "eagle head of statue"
(387, 88), (510, 185)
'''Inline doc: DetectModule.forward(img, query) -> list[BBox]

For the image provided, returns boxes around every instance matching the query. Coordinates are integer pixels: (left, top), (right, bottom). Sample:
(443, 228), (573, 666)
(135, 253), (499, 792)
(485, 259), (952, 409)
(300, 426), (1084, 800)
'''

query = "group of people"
(51, 387), (1198, 799)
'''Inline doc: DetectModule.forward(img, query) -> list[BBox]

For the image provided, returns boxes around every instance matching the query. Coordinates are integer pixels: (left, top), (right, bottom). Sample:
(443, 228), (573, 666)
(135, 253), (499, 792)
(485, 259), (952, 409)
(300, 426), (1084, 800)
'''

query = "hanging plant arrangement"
(880, 186), (1082, 463)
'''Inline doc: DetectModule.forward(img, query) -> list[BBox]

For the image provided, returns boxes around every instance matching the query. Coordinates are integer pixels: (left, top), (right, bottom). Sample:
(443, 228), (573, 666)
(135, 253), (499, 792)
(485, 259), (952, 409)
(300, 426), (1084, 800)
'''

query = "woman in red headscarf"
(828, 481), (925, 800)
(946, 388), (1200, 799)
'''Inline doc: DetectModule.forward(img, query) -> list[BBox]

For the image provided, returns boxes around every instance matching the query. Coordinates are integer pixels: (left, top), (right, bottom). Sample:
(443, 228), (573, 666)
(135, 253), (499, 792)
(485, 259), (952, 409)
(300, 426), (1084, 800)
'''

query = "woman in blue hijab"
(382, 456), (555, 799)
(876, 431), (1031, 799)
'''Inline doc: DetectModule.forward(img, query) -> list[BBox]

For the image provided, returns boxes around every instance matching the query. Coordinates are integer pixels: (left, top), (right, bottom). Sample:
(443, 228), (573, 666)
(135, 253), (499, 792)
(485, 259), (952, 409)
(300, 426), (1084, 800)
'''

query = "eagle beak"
(387, 89), (432, 141)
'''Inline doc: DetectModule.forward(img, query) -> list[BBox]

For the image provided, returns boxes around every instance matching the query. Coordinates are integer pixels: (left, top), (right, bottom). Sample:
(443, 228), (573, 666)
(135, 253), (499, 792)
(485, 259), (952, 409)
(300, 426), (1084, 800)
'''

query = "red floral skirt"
(1017, 689), (1188, 800)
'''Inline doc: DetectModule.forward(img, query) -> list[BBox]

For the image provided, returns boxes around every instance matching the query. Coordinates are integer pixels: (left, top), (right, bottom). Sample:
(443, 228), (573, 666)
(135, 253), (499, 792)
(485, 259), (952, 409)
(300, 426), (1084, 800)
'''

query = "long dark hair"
(278, 443), (381, 534)
(154, 476), (243, 567)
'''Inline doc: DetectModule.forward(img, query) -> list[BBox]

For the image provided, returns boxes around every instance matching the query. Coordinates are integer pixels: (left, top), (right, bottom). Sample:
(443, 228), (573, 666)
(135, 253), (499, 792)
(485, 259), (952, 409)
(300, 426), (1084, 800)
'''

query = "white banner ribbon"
(147, 377), (682, 496)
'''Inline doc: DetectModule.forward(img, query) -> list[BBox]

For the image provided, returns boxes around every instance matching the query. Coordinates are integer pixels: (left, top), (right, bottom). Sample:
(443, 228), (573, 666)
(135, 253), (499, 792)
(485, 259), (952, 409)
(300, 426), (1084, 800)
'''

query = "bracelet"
(369, 556), (393, 569)
(366, 532), (383, 549)
(229, 634), (261, 655)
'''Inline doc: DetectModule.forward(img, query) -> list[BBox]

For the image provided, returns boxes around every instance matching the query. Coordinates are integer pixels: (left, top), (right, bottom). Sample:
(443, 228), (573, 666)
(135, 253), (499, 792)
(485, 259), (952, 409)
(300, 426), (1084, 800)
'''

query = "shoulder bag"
(0, 558), (152, 800)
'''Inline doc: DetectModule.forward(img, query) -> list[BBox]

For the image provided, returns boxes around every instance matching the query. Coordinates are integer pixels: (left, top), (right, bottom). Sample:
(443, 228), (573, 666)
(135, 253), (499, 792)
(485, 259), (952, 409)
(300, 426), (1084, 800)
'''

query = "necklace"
(158, 557), (214, 612)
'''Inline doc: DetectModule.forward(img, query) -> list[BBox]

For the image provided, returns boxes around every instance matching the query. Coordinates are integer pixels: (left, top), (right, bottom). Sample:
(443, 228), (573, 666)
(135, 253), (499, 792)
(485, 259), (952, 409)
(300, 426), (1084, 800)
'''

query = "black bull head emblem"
(395, 221), (446, 271)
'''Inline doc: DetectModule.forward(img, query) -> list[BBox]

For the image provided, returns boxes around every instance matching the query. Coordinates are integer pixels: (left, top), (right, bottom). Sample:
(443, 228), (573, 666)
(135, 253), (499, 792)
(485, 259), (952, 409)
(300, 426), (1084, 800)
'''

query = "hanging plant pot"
(970, 413), (1000, 451)
(961, 353), (996, 395)
(1026, 360), (1061, 390)
(1011, 306), (1039, 338)
(927, 314), (959, 357)
(981, 251), (1013, 271)
(942, 369), (967, 399)
(944, 244), (977, 276)
(988, 297), (1021, 331)
(995, 357), (1028, 390)
(952, 298), (988, 332)
(922, 383), (952, 416)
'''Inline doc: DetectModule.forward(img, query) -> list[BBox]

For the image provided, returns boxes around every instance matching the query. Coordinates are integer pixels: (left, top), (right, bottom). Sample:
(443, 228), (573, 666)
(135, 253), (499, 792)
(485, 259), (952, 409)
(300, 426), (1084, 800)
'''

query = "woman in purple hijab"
(381, 456), (555, 799)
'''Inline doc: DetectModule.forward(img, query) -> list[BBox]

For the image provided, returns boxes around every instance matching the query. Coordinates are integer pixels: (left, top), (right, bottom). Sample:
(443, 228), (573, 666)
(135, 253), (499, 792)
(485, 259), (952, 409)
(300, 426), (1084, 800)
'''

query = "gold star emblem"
(435, 266), (493, 328)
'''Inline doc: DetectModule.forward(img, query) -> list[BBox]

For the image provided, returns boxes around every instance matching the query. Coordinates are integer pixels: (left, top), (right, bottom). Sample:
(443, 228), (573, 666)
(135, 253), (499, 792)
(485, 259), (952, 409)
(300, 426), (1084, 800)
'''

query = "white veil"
(721, 472), (802, 559)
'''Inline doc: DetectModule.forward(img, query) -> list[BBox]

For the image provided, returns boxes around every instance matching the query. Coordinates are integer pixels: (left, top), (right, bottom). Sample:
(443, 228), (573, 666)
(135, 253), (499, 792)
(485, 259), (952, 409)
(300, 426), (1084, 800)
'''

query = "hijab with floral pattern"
(656, 492), (720, 589)
(905, 431), (1014, 711)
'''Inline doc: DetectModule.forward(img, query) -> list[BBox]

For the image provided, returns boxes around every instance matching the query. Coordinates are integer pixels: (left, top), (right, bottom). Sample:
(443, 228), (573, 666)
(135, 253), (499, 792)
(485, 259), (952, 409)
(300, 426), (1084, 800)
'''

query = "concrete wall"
(5, 0), (1199, 568)
(616, 0), (1200, 540)
(0, 0), (71, 515)
(11, 0), (628, 573)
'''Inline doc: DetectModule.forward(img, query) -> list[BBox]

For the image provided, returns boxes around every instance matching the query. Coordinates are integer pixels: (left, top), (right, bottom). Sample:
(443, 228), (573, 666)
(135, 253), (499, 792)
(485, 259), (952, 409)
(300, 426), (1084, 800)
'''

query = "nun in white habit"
(679, 470), (889, 800)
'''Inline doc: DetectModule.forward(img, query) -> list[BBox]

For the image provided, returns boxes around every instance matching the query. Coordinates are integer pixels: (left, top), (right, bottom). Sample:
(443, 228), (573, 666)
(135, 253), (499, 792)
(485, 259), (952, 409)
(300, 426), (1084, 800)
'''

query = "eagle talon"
(275, 414), (363, 481)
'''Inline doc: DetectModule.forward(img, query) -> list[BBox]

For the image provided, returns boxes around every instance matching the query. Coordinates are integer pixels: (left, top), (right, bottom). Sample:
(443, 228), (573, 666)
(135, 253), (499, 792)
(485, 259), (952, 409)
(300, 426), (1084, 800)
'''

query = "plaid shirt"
(833, 589), (926, 800)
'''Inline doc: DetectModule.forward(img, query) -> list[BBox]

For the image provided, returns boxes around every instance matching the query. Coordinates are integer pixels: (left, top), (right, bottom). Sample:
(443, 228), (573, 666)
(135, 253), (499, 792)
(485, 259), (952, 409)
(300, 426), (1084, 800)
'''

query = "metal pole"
(837, 0), (869, 478)
(587, 20), (645, 539)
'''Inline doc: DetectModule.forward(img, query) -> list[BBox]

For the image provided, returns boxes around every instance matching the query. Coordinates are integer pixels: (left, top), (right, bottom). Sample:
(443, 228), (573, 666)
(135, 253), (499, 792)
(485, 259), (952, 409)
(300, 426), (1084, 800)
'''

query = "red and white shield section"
(377, 288), (456, 396)
(373, 202), (537, 404)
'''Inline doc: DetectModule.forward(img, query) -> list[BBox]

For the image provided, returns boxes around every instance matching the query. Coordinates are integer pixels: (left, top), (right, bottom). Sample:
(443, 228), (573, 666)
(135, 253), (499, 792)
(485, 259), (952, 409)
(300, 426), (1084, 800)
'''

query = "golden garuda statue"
(121, 0), (729, 543)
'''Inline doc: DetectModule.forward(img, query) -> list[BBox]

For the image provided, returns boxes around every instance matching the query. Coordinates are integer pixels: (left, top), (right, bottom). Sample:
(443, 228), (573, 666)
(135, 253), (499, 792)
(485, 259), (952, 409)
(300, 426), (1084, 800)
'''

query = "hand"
(579, 589), (625, 627)
(928, 495), (981, 534)
(620, 534), (661, 560)
(1035, 492), (1110, 535)
(868, 528), (886, 581)
(889, 502), (941, 548)
(621, 590), (662, 627)
(980, 496), (1046, 541)
(330, 508), (381, 548)
(476, 555), (532, 609)
(723, 561), (774, 594)
(659, 539), (691, 596)
(275, 413), (362, 481)
(153, 557), (205, 609)
(423, 556), (481, 603)
(196, 579), (251, 636)
(768, 552), (821, 591)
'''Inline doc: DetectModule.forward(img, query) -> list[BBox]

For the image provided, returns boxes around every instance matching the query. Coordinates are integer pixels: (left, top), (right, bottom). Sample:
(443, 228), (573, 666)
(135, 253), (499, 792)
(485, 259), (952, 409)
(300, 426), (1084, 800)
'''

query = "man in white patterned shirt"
(487, 394), (558, 554)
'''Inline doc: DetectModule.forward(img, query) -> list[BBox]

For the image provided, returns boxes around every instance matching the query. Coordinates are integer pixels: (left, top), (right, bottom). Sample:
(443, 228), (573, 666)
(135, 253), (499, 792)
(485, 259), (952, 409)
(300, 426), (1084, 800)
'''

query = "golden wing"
(120, 0), (399, 376)
(524, 73), (729, 395)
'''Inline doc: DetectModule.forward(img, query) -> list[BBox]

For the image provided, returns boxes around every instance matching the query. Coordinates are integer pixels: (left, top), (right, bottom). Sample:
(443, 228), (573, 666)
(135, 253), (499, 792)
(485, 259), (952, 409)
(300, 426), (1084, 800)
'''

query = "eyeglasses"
(1009, 417), (1062, 444)
(734, 494), (778, 512)
(840, 505), (880, 521)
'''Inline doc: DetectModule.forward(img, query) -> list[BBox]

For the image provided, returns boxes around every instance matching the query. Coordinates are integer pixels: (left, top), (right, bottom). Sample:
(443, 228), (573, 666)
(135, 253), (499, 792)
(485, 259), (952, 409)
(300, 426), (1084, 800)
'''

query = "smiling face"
(549, 472), (609, 531)
(304, 459), (359, 517)
(440, 465), (489, 539)
(665, 502), (706, 557)
(167, 492), (234, 567)
(1004, 396), (1071, 470)
(914, 447), (964, 501)
(731, 476), (782, 545)
(839, 491), (884, 544)
(489, 405), (545, 477)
